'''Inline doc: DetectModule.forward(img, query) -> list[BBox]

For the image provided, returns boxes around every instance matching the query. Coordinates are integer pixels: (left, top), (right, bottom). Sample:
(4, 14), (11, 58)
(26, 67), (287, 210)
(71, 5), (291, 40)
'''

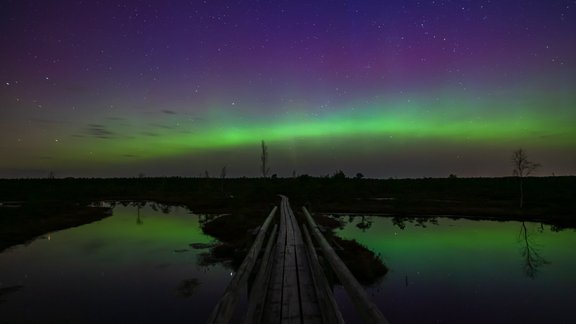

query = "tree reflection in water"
(391, 216), (439, 230)
(133, 201), (146, 225)
(518, 221), (549, 278)
(132, 201), (179, 225)
(356, 215), (373, 231)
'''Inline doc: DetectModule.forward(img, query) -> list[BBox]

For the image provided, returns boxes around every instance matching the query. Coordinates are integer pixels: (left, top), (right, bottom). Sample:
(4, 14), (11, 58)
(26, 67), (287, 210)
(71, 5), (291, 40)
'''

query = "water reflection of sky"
(0, 204), (230, 323)
(332, 216), (576, 323)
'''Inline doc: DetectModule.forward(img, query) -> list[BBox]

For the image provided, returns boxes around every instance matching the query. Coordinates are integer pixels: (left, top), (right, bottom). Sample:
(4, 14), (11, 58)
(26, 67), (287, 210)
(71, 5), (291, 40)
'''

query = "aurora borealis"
(1, 1), (575, 177)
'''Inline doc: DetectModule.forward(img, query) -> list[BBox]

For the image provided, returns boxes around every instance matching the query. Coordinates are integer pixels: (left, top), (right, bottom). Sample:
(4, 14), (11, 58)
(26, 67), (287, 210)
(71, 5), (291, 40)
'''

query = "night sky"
(1, 1), (575, 178)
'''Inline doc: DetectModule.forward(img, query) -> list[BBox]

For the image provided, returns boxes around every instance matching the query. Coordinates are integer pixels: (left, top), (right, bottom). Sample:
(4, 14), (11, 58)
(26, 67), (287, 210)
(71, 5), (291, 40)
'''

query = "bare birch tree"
(512, 149), (540, 208)
(261, 140), (270, 178)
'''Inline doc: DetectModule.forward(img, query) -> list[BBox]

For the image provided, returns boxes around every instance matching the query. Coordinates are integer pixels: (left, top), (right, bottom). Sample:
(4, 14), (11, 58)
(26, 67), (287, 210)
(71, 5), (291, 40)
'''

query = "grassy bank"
(0, 202), (112, 252)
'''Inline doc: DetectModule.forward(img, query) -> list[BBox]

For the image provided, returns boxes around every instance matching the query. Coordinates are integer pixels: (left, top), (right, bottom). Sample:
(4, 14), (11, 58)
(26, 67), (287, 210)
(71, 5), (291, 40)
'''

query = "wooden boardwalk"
(258, 196), (338, 323)
(207, 196), (388, 324)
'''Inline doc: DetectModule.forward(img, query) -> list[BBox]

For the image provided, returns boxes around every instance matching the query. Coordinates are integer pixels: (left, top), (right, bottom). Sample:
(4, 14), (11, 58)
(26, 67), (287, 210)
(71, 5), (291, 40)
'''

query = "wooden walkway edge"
(206, 206), (277, 324)
(303, 207), (389, 324)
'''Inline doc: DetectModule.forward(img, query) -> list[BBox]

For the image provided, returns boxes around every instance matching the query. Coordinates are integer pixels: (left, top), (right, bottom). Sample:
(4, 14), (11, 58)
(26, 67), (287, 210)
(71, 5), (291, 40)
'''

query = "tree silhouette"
(512, 149), (540, 208)
(260, 140), (270, 178)
(331, 170), (346, 179)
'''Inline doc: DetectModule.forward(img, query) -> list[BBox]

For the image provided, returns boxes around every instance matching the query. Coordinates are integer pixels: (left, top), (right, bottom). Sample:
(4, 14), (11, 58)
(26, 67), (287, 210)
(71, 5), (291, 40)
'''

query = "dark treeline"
(1, 176), (574, 220)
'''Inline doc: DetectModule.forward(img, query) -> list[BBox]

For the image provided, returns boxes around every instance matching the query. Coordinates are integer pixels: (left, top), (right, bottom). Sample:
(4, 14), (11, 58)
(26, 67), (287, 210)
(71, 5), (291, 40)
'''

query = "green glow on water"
(0, 204), (229, 323)
(332, 216), (576, 323)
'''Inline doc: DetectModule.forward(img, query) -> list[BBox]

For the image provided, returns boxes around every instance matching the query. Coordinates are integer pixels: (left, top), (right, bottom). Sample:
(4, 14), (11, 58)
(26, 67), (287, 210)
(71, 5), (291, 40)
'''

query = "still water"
(0, 203), (230, 323)
(2, 206), (576, 324)
(331, 215), (576, 323)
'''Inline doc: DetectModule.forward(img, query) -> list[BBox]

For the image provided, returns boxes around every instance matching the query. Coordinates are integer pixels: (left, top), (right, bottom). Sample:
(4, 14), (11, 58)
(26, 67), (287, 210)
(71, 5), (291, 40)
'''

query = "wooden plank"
(286, 201), (316, 322)
(281, 247), (300, 323)
(295, 241), (323, 323)
(262, 196), (294, 323)
(261, 224), (286, 323)
(244, 224), (278, 324)
(283, 196), (325, 324)
(302, 226), (345, 324)
(284, 198), (333, 324)
(281, 196), (301, 323)
(302, 207), (389, 324)
(206, 206), (278, 324)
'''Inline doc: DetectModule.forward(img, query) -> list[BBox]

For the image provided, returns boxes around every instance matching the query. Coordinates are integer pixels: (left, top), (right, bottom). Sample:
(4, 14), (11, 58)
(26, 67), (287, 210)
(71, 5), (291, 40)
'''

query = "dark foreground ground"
(1, 176), (574, 282)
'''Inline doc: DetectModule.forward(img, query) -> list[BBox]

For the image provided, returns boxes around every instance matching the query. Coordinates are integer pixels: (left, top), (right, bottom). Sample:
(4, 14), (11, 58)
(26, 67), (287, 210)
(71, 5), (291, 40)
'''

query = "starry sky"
(1, 0), (575, 178)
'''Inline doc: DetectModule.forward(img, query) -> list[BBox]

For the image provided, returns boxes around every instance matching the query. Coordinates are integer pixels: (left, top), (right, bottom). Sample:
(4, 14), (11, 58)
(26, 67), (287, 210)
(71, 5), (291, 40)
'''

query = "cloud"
(537, 132), (568, 139)
(105, 116), (127, 122)
(31, 155), (53, 160)
(149, 123), (175, 129)
(29, 118), (64, 125)
(83, 124), (117, 139)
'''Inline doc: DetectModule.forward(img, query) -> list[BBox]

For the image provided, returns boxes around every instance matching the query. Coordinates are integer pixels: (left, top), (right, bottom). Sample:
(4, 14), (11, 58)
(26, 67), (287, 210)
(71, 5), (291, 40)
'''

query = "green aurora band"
(55, 92), (575, 165)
